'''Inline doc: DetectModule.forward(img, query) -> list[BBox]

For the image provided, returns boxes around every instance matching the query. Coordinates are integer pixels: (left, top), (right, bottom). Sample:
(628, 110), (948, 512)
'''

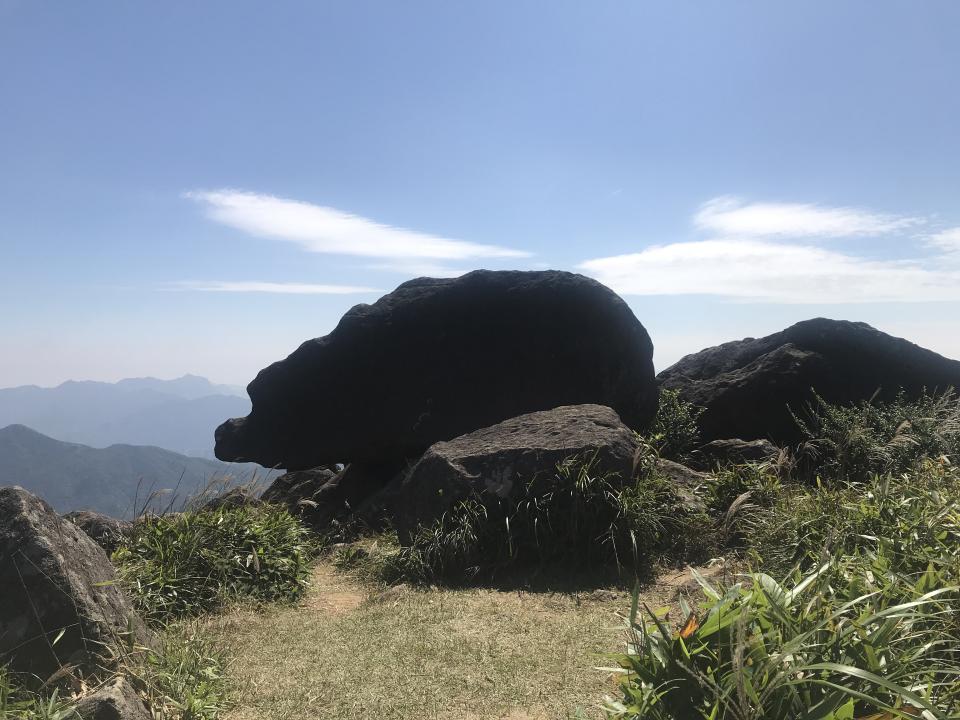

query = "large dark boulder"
(0, 487), (151, 681)
(391, 404), (639, 540)
(215, 270), (657, 470)
(658, 318), (960, 444)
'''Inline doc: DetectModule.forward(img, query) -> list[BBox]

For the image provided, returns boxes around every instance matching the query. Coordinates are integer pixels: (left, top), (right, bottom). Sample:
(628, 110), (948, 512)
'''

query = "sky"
(1, 1), (959, 388)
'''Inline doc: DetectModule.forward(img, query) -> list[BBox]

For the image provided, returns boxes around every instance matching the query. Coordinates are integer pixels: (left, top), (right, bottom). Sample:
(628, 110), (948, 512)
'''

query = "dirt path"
(203, 560), (723, 720)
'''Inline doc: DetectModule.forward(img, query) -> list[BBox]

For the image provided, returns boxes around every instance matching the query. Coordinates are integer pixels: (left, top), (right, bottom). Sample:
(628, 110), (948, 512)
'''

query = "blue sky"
(2, 1), (959, 387)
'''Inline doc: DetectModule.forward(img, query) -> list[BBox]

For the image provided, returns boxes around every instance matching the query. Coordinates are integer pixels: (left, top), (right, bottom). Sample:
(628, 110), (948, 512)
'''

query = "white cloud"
(579, 238), (960, 304)
(187, 189), (530, 260)
(173, 281), (380, 295)
(695, 196), (921, 238)
(928, 227), (960, 253)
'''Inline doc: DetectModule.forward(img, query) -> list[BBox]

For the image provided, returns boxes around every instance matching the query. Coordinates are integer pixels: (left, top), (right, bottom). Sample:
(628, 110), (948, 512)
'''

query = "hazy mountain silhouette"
(0, 375), (249, 457)
(0, 424), (272, 518)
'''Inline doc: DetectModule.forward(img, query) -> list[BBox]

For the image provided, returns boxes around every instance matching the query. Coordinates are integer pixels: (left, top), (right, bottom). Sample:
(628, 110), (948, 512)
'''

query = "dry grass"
(201, 555), (728, 720)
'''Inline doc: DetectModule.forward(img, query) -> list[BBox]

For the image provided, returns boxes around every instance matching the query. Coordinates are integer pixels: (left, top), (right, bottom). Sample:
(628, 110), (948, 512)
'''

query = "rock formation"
(657, 318), (960, 444)
(64, 510), (133, 553)
(391, 404), (639, 540)
(215, 270), (657, 470)
(0, 486), (151, 681)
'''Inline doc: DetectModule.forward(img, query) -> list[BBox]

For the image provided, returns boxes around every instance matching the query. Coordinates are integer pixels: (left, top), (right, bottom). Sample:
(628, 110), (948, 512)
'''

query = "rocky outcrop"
(391, 404), (639, 540)
(64, 510), (133, 553)
(689, 439), (780, 470)
(76, 676), (151, 720)
(657, 319), (960, 444)
(0, 487), (151, 681)
(215, 270), (658, 470)
(261, 462), (402, 531)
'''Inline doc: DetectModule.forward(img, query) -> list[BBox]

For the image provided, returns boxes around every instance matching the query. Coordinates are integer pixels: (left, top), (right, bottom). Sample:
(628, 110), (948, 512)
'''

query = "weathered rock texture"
(261, 461), (402, 530)
(392, 404), (639, 539)
(64, 511), (133, 553)
(0, 487), (151, 680)
(76, 676), (151, 720)
(689, 439), (780, 470)
(215, 270), (657, 470)
(657, 318), (960, 444)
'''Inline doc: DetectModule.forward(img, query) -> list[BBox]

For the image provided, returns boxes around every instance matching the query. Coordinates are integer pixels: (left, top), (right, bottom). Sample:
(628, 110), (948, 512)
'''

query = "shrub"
(382, 452), (709, 584)
(608, 558), (960, 719)
(114, 504), (310, 621)
(792, 389), (960, 483)
(649, 389), (703, 462)
(749, 458), (960, 577)
(608, 460), (960, 719)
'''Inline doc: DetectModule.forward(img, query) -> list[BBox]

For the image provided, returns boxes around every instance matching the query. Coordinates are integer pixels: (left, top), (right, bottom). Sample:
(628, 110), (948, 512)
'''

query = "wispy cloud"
(173, 281), (380, 295)
(186, 189), (530, 260)
(928, 227), (960, 253)
(580, 196), (960, 304)
(695, 196), (921, 238)
(580, 239), (960, 303)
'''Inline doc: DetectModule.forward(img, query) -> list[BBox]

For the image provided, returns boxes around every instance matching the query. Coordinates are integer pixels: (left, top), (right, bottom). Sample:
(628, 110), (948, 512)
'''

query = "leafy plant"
(131, 625), (226, 720)
(792, 389), (960, 483)
(113, 504), (310, 621)
(608, 559), (960, 719)
(649, 389), (704, 462)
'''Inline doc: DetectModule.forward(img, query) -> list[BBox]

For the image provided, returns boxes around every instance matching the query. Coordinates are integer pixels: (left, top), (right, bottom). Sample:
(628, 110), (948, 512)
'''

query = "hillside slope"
(0, 375), (249, 457)
(0, 424), (269, 518)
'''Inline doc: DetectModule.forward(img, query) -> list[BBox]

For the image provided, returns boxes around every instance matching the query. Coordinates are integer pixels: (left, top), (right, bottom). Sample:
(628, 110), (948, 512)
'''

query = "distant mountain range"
(0, 375), (249, 458)
(0, 424), (275, 518)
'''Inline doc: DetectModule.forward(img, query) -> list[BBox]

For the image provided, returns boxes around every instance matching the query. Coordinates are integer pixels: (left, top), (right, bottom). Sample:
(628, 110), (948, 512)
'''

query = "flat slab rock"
(658, 318), (960, 444)
(0, 486), (151, 681)
(215, 270), (657, 469)
(392, 404), (639, 539)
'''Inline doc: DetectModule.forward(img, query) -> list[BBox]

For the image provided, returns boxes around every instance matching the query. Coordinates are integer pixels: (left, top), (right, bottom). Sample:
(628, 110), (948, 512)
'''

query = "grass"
(607, 390), (960, 719)
(368, 450), (711, 587)
(201, 555), (713, 720)
(113, 504), (311, 622)
(0, 666), (78, 720)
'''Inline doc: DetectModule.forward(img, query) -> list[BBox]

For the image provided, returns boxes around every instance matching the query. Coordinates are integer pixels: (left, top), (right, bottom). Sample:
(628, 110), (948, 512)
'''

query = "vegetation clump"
(792, 388), (960, 483)
(114, 504), (311, 622)
(367, 450), (710, 585)
(649, 388), (703, 462)
(608, 390), (960, 720)
(0, 666), (78, 720)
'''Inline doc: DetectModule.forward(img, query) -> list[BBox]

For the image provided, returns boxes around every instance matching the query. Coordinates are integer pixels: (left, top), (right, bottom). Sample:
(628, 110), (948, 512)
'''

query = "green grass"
(648, 388), (703, 463)
(346, 451), (710, 587)
(132, 623), (227, 720)
(608, 405), (960, 719)
(792, 388), (960, 483)
(113, 504), (311, 622)
(0, 666), (78, 720)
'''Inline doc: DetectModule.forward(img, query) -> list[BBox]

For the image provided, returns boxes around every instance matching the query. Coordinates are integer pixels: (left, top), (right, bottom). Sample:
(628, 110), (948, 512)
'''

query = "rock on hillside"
(658, 318), (960, 444)
(391, 404), (639, 541)
(215, 270), (658, 470)
(0, 486), (151, 680)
